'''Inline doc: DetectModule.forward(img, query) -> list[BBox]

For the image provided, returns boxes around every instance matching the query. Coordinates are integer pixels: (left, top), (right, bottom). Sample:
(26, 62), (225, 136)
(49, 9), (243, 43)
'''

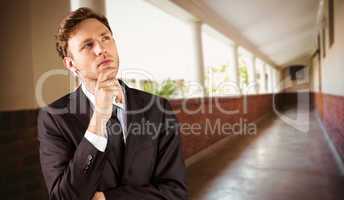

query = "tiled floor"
(187, 110), (344, 200)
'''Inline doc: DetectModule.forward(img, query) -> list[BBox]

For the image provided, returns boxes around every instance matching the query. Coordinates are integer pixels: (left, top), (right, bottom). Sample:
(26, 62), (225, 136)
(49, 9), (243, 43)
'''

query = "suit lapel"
(120, 81), (153, 173)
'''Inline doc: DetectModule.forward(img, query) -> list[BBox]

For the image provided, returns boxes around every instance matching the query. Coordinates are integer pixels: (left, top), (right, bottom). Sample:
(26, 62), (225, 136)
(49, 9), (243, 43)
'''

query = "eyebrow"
(80, 38), (93, 47)
(79, 31), (111, 47)
(100, 31), (110, 37)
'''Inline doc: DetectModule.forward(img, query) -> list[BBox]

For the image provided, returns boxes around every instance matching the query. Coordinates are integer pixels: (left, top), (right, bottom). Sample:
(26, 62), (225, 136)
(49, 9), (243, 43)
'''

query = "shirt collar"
(81, 81), (125, 110)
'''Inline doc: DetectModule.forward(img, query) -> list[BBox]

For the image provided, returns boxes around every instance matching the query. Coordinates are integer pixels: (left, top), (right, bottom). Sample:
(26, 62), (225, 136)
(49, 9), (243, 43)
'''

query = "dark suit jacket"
(38, 81), (187, 200)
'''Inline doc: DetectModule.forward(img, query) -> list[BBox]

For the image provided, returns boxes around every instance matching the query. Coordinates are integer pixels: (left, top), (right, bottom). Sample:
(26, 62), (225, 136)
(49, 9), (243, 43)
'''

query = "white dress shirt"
(81, 83), (127, 152)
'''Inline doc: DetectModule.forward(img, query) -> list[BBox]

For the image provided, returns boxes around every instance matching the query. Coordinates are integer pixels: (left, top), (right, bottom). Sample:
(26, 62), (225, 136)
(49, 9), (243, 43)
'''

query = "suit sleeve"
(38, 108), (107, 200)
(104, 99), (188, 200)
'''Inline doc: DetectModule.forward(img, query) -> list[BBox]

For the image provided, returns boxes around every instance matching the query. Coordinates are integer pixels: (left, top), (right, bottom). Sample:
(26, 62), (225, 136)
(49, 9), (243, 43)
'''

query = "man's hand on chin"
(92, 192), (106, 200)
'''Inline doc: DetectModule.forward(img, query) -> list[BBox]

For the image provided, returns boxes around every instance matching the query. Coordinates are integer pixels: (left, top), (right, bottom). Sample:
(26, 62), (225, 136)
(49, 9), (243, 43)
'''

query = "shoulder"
(37, 89), (84, 140)
(40, 90), (76, 116)
(126, 86), (170, 109)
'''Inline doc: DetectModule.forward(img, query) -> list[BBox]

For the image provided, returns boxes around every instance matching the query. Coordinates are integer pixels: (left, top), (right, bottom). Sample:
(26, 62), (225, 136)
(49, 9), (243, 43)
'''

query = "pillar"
(228, 44), (240, 94)
(189, 20), (206, 96)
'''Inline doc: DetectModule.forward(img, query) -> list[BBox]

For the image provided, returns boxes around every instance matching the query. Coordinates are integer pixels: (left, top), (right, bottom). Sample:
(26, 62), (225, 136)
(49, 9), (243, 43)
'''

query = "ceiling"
(199, 0), (320, 67)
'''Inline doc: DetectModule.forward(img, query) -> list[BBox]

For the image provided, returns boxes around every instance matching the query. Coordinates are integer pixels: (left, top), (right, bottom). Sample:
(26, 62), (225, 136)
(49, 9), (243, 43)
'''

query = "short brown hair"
(55, 7), (112, 59)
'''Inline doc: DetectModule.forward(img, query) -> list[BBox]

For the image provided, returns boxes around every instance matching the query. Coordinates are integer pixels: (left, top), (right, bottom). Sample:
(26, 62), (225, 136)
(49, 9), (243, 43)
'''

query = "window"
(238, 48), (257, 94)
(105, 0), (195, 99)
(202, 25), (234, 96)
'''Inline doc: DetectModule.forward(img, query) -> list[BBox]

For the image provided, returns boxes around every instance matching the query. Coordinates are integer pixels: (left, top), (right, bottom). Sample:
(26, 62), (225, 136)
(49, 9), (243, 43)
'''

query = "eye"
(82, 42), (93, 50)
(102, 35), (111, 41)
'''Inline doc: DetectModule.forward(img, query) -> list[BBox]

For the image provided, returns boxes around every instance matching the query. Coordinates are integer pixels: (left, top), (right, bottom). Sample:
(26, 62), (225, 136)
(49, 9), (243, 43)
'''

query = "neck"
(83, 79), (96, 95)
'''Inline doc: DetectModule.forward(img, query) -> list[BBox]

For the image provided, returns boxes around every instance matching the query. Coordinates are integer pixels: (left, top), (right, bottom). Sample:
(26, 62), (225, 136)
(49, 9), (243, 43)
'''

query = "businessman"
(38, 7), (187, 200)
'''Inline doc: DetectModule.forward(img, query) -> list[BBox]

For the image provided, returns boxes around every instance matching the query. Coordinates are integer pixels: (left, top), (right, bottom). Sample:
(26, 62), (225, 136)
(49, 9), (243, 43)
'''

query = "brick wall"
(313, 92), (344, 161)
(170, 94), (273, 159)
(0, 110), (48, 199)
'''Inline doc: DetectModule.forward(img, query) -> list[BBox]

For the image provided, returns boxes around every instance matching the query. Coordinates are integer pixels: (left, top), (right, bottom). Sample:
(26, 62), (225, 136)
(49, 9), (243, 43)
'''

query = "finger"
(95, 74), (103, 89)
(97, 79), (116, 89)
(97, 81), (121, 94)
(99, 83), (121, 94)
(98, 77), (120, 89)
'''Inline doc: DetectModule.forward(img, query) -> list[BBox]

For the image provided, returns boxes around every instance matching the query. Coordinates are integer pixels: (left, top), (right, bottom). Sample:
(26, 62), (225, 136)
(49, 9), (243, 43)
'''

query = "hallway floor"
(187, 110), (344, 200)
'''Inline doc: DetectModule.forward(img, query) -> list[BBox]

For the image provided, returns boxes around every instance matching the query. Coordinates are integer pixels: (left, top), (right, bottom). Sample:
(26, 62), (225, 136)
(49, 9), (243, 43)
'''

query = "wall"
(313, 0), (344, 162)
(321, 0), (344, 96)
(0, 0), (72, 111)
(31, 0), (74, 108)
(0, 1), (35, 111)
(0, 1), (72, 198)
(170, 94), (273, 158)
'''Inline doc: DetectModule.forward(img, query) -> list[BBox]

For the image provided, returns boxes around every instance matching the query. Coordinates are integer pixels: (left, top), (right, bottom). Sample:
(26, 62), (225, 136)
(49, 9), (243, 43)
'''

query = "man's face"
(66, 18), (119, 81)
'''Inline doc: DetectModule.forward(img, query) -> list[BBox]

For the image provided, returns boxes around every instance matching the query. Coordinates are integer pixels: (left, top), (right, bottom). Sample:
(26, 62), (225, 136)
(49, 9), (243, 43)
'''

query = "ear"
(63, 57), (78, 77)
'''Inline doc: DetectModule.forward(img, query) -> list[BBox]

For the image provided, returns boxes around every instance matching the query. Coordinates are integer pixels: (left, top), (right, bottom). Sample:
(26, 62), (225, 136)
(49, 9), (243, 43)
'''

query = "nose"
(94, 41), (106, 56)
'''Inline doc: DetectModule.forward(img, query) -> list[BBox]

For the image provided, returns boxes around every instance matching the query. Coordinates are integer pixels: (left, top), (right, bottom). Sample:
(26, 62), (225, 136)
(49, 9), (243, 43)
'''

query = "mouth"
(97, 59), (113, 67)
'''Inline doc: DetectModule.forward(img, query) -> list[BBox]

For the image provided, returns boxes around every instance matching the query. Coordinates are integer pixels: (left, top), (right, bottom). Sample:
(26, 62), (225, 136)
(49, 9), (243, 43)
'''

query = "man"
(38, 7), (187, 200)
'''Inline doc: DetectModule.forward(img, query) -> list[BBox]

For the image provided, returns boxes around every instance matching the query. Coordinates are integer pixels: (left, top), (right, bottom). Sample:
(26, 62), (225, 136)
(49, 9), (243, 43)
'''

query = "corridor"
(187, 109), (344, 200)
(1, 0), (344, 199)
